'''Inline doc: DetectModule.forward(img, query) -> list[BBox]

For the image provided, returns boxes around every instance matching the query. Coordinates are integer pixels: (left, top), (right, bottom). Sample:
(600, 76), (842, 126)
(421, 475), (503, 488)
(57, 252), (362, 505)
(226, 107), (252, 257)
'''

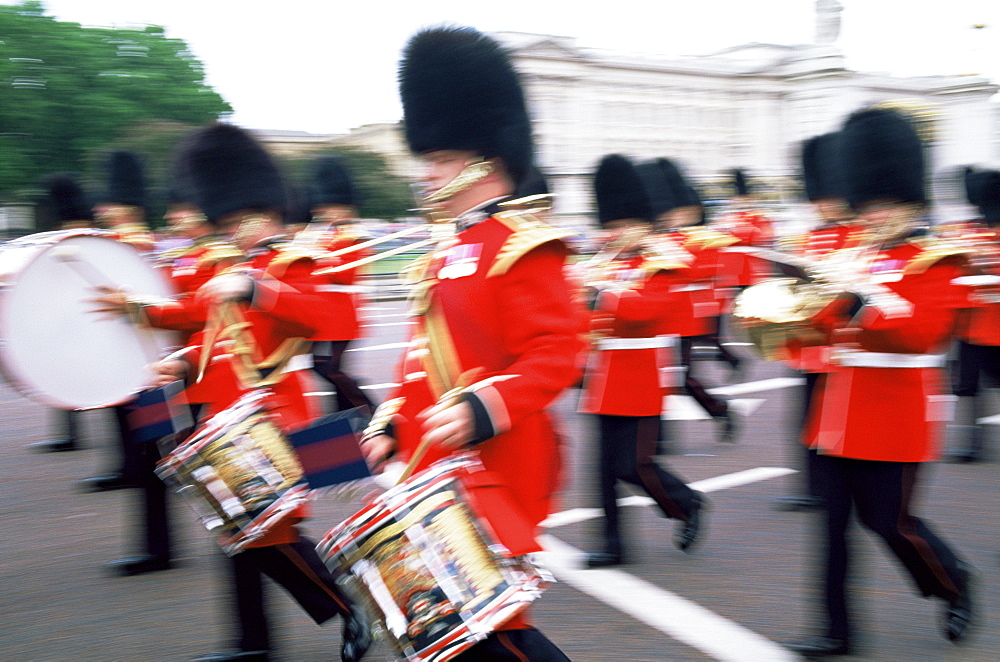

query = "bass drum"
(0, 229), (178, 409)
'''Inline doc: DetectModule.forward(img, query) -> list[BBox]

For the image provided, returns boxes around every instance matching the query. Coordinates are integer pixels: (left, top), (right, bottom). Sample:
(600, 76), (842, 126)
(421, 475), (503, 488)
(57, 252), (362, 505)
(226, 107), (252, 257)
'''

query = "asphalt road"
(2, 298), (998, 661)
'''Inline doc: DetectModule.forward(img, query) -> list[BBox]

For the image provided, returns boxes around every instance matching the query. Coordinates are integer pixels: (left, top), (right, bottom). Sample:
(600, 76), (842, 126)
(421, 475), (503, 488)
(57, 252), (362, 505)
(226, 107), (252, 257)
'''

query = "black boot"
(943, 562), (976, 642)
(341, 607), (372, 662)
(675, 492), (708, 552)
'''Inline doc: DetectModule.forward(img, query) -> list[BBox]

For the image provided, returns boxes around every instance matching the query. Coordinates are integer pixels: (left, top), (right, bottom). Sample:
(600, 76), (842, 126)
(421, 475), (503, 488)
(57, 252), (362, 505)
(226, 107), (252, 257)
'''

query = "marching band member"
(715, 168), (775, 291)
(580, 154), (707, 568)
(93, 150), (156, 253)
(786, 108), (976, 658)
(91, 178), (243, 577)
(151, 123), (370, 662)
(360, 26), (582, 660)
(82, 152), (157, 493)
(648, 158), (741, 442)
(299, 155), (375, 414)
(30, 174), (95, 453)
(943, 167), (1000, 463)
(773, 131), (865, 512)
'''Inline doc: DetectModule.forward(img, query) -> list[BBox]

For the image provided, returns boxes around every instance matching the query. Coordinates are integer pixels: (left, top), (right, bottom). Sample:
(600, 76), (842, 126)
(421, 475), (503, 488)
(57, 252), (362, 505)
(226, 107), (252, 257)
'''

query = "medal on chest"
(437, 243), (482, 280)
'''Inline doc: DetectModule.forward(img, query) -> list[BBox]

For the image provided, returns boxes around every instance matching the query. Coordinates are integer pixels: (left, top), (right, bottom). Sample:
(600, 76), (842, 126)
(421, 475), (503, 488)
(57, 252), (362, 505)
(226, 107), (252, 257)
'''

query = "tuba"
(731, 204), (927, 361)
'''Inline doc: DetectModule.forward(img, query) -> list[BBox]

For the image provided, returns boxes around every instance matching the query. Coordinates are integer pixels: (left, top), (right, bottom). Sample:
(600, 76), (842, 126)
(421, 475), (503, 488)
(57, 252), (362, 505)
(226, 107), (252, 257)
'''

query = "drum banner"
(156, 390), (310, 555)
(123, 380), (195, 444)
(288, 407), (370, 489)
(318, 455), (548, 662)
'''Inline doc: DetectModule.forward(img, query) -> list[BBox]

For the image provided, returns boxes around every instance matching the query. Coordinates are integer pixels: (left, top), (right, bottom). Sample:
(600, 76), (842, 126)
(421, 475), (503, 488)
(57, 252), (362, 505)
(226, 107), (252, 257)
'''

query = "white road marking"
(980, 413), (1000, 425)
(539, 535), (798, 662)
(707, 376), (804, 396)
(662, 396), (764, 420)
(541, 467), (795, 529)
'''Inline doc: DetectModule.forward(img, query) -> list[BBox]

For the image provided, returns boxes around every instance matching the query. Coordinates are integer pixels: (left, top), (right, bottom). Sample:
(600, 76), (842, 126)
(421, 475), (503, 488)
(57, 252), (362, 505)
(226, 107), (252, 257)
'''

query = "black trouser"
(953, 341), (1000, 397)
(228, 536), (350, 652)
(706, 315), (741, 368)
(313, 340), (374, 413)
(596, 414), (697, 550)
(112, 404), (142, 482)
(680, 336), (728, 418)
(53, 409), (80, 441)
(791, 371), (823, 499)
(813, 456), (966, 639)
(451, 628), (570, 661)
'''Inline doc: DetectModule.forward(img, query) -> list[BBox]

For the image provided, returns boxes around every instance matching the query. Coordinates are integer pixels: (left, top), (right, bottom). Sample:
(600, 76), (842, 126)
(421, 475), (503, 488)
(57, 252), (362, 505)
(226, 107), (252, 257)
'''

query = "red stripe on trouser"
(896, 464), (960, 598)
(635, 417), (686, 520)
(497, 632), (531, 662)
(276, 543), (349, 613)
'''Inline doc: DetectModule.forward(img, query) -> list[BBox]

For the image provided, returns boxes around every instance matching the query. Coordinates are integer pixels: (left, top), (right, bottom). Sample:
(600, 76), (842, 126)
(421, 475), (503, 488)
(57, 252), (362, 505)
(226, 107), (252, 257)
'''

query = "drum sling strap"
(197, 301), (308, 390)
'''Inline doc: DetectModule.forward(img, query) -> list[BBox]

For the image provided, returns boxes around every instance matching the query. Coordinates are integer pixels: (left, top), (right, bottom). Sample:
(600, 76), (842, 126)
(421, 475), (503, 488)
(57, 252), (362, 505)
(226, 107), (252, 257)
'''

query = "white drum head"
(0, 232), (178, 409)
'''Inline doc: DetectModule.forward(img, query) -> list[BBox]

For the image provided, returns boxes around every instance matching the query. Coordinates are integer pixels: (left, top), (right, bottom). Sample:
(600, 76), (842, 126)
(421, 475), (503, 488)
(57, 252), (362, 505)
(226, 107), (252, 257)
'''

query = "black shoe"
(948, 450), (982, 464)
(585, 550), (625, 568)
(944, 563), (976, 642)
(773, 495), (825, 512)
(675, 492), (708, 552)
(105, 555), (172, 577)
(784, 636), (851, 657)
(717, 409), (738, 443)
(341, 607), (372, 662)
(191, 651), (270, 662)
(78, 473), (135, 492)
(29, 438), (80, 452)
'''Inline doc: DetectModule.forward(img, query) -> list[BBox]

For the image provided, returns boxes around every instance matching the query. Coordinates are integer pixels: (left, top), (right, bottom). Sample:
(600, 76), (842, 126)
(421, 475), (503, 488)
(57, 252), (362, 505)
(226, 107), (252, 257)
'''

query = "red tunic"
(942, 221), (1000, 346)
(371, 212), (583, 550)
(579, 254), (684, 416)
(715, 209), (774, 288)
(804, 238), (970, 462)
(308, 225), (370, 342)
(654, 228), (735, 337)
(175, 242), (336, 546)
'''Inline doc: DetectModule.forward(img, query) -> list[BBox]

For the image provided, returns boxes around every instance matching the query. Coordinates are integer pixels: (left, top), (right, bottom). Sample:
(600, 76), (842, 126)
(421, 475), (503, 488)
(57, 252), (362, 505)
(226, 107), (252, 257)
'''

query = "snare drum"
(156, 390), (310, 555)
(0, 229), (177, 409)
(318, 454), (549, 662)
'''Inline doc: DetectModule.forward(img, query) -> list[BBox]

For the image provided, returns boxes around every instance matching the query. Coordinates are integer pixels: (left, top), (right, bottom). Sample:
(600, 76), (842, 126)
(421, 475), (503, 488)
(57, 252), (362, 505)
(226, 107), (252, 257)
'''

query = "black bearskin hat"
(965, 167), (1000, 226)
(593, 154), (651, 226)
(801, 132), (846, 202)
(513, 166), (549, 199)
(285, 183), (314, 227)
(635, 159), (678, 218)
(181, 123), (287, 224)
(731, 168), (751, 197)
(840, 108), (926, 211)
(399, 26), (534, 187)
(98, 151), (146, 208)
(311, 155), (360, 207)
(41, 173), (94, 224)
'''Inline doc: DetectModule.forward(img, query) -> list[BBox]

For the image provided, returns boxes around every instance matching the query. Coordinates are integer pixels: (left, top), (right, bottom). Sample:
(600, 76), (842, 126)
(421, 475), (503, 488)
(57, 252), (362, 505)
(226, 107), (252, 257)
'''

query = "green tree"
(280, 146), (417, 222)
(0, 1), (230, 201)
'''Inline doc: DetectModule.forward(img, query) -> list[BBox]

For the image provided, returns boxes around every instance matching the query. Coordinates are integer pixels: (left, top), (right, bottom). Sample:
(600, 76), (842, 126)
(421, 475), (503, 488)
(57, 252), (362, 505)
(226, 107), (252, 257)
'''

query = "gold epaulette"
(641, 255), (688, 274)
(683, 227), (741, 250)
(903, 237), (973, 275)
(196, 242), (244, 268)
(775, 232), (808, 254)
(486, 210), (575, 278)
(267, 244), (316, 277)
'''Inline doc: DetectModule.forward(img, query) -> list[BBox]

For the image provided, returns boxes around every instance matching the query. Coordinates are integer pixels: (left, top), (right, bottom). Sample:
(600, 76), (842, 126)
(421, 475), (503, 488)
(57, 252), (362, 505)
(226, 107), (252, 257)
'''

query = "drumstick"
(52, 245), (115, 289)
(395, 367), (484, 485)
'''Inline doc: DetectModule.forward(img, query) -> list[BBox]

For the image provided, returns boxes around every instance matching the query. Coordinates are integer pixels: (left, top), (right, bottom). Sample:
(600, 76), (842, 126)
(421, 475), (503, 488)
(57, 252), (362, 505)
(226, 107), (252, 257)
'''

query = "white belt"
(952, 275), (1000, 287)
(672, 283), (710, 292)
(282, 353), (314, 373)
(316, 284), (370, 294)
(721, 246), (757, 253)
(834, 350), (946, 369)
(595, 336), (677, 351)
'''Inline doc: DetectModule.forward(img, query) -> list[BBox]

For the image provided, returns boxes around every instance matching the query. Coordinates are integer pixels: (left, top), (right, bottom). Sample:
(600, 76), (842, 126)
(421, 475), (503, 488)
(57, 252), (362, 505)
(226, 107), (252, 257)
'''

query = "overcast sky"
(14, 0), (1000, 134)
